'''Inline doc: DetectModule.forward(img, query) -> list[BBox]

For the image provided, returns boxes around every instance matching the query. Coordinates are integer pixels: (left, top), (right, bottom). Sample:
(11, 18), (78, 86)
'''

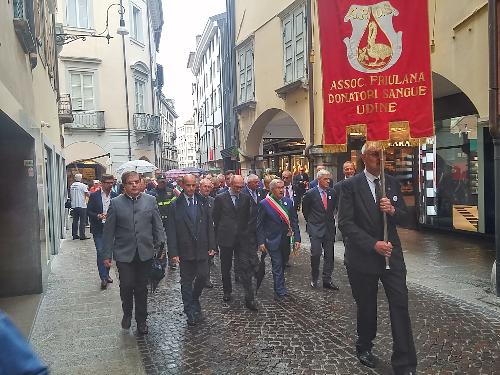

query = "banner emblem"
(343, 1), (402, 73)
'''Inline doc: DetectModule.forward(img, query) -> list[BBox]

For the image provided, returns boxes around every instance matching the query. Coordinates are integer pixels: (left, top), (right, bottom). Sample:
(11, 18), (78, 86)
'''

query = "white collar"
(364, 169), (380, 183)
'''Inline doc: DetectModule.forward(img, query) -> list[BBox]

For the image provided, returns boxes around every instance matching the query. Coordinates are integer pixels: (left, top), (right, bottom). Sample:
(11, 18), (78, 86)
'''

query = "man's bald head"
(230, 175), (244, 194)
(182, 174), (197, 197)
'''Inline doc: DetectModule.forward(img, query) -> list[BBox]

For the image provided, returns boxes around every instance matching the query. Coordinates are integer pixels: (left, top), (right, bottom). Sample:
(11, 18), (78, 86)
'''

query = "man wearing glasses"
(87, 174), (118, 289)
(102, 171), (167, 335)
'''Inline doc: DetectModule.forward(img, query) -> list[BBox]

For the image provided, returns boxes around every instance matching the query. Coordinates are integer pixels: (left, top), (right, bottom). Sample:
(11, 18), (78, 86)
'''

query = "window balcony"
(65, 110), (105, 130)
(58, 94), (74, 124)
(133, 113), (160, 134)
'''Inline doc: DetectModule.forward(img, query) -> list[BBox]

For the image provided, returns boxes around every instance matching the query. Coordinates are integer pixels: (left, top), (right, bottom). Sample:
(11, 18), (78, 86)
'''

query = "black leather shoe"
(187, 313), (197, 326)
(79, 236), (90, 240)
(357, 350), (376, 368)
(274, 294), (286, 302)
(205, 281), (214, 288)
(100, 280), (108, 290)
(72, 235), (79, 240)
(310, 280), (320, 288)
(223, 293), (231, 302)
(121, 315), (132, 330)
(106, 277), (113, 283)
(323, 282), (339, 290)
(245, 300), (258, 311)
(195, 311), (205, 323)
(137, 322), (148, 335)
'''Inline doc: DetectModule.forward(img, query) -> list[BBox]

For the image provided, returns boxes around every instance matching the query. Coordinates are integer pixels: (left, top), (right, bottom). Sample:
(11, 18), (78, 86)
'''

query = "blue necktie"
(188, 197), (196, 221)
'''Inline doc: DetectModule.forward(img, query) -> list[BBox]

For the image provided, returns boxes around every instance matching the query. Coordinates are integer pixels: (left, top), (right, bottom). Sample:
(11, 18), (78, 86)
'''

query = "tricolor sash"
(173, 186), (183, 197)
(265, 195), (290, 227)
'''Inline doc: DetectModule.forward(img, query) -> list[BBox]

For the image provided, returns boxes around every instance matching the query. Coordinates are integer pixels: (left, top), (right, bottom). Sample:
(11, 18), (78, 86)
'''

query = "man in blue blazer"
(257, 178), (301, 300)
(87, 174), (118, 289)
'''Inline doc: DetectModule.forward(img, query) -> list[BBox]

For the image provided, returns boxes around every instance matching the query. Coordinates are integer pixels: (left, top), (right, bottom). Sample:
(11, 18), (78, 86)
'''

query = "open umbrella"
(163, 168), (184, 179)
(116, 160), (158, 176)
(181, 167), (206, 175)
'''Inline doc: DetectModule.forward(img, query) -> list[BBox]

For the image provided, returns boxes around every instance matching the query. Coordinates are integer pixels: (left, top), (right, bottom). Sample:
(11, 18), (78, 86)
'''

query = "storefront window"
(420, 117), (479, 232)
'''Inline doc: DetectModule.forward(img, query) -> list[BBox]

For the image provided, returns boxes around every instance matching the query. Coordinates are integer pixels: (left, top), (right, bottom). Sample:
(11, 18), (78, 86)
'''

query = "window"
(237, 43), (254, 103)
(70, 72), (95, 110)
(282, 5), (307, 84)
(134, 79), (145, 113)
(67, 0), (90, 29)
(131, 5), (143, 43)
(217, 56), (221, 73)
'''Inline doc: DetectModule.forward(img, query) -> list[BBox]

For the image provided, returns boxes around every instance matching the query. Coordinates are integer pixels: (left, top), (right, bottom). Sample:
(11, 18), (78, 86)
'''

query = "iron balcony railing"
(58, 94), (73, 124)
(133, 113), (160, 134)
(65, 110), (105, 130)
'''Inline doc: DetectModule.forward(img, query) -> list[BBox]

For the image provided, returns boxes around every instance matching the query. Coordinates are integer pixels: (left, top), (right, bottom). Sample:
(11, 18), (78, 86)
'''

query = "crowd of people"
(67, 142), (416, 375)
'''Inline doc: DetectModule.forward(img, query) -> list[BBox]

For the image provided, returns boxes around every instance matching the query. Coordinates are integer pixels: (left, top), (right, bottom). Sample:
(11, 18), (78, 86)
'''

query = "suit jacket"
(167, 193), (215, 261)
(102, 193), (166, 262)
(302, 186), (336, 240)
(292, 173), (309, 195)
(212, 191), (251, 248)
(256, 196), (301, 251)
(338, 172), (408, 274)
(87, 190), (118, 235)
(241, 186), (265, 246)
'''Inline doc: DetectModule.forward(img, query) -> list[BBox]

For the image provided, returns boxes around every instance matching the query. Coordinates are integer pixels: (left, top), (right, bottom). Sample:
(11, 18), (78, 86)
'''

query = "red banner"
(317, 0), (434, 149)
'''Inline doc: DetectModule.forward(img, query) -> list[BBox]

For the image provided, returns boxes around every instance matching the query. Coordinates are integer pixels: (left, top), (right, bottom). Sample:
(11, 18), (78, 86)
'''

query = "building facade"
(0, 0), (66, 297)
(56, 0), (164, 182)
(176, 119), (197, 168)
(231, 0), (493, 236)
(159, 94), (178, 171)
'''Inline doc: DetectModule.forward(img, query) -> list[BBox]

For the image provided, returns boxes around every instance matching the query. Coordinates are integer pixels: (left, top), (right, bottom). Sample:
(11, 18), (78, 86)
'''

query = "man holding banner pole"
(257, 179), (301, 300)
(338, 142), (416, 374)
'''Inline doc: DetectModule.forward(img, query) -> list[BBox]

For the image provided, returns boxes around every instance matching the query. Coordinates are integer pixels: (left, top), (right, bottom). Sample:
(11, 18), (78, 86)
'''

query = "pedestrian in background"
(167, 174), (215, 326)
(199, 177), (216, 288)
(292, 166), (309, 211)
(302, 169), (339, 290)
(70, 173), (89, 240)
(338, 143), (416, 374)
(102, 171), (167, 335)
(257, 179), (300, 301)
(154, 175), (177, 270)
(87, 174), (118, 289)
(333, 160), (356, 242)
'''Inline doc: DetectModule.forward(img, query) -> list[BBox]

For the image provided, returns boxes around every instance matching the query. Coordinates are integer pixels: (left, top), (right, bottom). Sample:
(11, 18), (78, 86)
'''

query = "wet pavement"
(29, 220), (500, 374)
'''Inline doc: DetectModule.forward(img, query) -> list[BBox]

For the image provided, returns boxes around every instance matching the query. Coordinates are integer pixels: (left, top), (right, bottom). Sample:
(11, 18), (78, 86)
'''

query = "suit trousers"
(92, 233), (109, 281)
(309, 236), (334, 283)
(116, 254), (152, 323)
(237, 243), (259, 302)
(268, 234), (289, 297)
(220, 245), (239, 294)
(179, 259), (209, 315)
(346, 266), (417, 374)
(71, 207), (87, 238)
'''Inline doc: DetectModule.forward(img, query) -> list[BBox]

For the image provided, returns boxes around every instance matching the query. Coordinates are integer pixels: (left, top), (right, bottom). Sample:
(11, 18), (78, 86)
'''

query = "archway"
(244, 108), (306, 174)
(64, 141), (109, 187)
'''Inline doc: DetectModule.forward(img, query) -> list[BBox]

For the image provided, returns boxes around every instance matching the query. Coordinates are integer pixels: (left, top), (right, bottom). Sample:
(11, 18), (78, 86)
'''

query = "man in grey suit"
(103, 171), (167, 335)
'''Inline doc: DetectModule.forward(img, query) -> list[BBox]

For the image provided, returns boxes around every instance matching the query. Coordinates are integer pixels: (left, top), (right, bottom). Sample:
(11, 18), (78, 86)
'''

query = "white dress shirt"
(363, 169), (381, 203)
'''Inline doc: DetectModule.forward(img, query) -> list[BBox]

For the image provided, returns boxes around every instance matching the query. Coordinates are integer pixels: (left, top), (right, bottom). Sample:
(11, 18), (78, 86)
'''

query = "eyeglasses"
(366, 151), (381, 158)
(126, 180), (141, 185)
(102, 181), (114, 184)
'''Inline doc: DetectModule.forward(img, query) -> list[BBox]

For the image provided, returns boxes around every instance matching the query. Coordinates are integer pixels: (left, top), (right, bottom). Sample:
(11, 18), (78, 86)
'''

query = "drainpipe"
(304, 0), (315, 168)
(488, 0), (500, 296)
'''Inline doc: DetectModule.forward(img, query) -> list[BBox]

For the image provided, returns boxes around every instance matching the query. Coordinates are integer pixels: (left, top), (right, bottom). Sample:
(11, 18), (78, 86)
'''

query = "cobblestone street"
(30, 224), (500, 375)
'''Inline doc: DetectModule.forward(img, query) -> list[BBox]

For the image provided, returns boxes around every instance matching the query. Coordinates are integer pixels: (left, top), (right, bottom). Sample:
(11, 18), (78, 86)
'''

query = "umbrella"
(149, 243), (167, 293)
(255, 252), (267, 292)
(116, 160), (158, 176)
(181, 167), (207, 175)
(163, 168), (184, 179)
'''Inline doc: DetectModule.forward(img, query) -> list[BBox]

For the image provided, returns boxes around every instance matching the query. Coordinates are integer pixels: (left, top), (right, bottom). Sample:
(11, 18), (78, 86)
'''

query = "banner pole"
(380, 147), (390, 270)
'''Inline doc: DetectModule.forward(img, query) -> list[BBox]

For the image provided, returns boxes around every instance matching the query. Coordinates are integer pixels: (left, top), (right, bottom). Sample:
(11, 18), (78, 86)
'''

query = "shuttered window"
(70, 72), (95, 110)
(282, 5), (307, 84)
(237, 43), (254, 104)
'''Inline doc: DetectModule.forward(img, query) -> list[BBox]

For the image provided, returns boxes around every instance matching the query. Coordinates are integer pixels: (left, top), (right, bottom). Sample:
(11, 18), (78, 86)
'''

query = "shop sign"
(318, 0), (434, 151)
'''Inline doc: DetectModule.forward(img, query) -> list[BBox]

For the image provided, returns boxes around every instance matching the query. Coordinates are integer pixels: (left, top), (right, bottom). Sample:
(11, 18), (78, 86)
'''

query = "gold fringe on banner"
(323, 121), (434, 153)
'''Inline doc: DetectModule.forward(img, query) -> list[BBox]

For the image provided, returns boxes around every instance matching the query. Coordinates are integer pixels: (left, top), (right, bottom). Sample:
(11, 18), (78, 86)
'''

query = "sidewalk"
(30, 237), (145, 375)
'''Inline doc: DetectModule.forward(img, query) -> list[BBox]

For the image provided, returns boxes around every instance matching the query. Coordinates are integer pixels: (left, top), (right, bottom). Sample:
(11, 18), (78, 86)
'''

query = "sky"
(158, 0), (226, 125)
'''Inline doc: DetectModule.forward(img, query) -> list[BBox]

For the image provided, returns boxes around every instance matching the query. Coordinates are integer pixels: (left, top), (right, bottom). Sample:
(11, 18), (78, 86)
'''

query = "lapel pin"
(328, 196), (332, 200)
(284, 201), (288, 206)
(393, 196), (398, 202)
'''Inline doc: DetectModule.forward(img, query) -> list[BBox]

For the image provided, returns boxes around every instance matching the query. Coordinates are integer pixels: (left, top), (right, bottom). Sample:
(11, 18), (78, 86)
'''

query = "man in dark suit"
(102, 171), (166, 335)
(333, 160), (356, 242)
(87, 174), (118, 289)
(167, 174), (216, 326)
(309, 165), (334, 190)
(199, 177), (215, 288)
(292, 166), (309, 211)
(302, 169), (338, 290)
(217, 170), (235, 194)
(338, 143), (416, 374)
(257, 179), (301, 300)
(213, 175), (258, 310)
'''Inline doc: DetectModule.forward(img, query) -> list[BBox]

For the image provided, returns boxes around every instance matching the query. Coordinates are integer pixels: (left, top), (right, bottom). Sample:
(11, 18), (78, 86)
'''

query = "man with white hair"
(70, 173), (90, 240)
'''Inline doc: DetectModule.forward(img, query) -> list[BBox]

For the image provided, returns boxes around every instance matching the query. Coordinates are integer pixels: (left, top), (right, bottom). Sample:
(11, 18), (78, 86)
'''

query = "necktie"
(374, 178), (383, 204)
(321, 190), (327, 210)
(252, 190), (257, 203)
(188, 197), (196, 221)
(233, 194), (239, 207)
(285, 186), (290, 198)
